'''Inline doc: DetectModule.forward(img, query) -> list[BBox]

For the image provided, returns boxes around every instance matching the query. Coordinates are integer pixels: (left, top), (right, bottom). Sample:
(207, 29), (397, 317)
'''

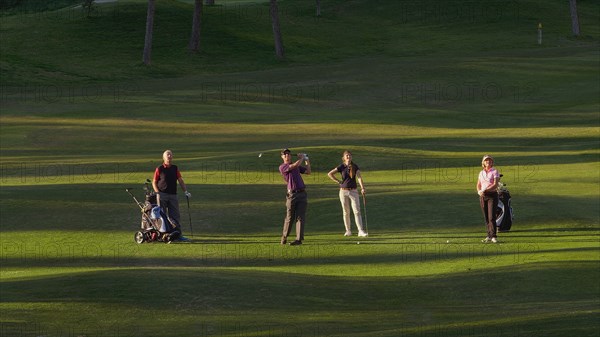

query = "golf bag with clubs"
(495, 174), (514, 232)
(126, 180), (181, 243)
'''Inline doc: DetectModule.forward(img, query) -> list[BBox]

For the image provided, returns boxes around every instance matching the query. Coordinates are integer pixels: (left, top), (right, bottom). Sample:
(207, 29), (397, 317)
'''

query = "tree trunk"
(270, 0), (285, 59)
(142, 0), (156, 65)
(569, 0), (580, 36)
(205, 0), (214, 5)
(189, 0), (203, 52)
(316, 0), (321, 17)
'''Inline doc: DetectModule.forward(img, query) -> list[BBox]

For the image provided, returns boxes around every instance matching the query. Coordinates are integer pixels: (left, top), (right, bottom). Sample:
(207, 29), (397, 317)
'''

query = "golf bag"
(495, 175), (514, 232)
(126, 180), (181, 244)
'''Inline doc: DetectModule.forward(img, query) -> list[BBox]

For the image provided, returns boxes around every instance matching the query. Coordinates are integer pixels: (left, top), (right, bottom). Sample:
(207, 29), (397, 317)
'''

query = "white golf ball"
(258, 153), (262, 158)
(357, 242), (360, 244)
(446, 240), (450, 243)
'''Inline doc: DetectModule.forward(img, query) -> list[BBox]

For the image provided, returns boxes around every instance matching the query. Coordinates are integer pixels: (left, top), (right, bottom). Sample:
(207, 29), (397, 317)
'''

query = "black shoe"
(280, 238), (287, 245)
(289, 240), (302, 246)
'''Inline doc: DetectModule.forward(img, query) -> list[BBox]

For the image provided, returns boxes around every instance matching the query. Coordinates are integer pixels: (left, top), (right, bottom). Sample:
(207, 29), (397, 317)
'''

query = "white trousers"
(339, 189), (365, 233)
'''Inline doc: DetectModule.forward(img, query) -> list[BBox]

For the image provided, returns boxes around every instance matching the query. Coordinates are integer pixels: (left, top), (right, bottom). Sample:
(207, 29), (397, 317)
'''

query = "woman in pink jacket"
(477, 154), (500, 243)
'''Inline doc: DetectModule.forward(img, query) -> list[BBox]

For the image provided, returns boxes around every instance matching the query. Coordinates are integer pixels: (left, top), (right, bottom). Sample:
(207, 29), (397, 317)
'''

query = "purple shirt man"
(279, 163), (307, 192)
(279, 148), (311, 246)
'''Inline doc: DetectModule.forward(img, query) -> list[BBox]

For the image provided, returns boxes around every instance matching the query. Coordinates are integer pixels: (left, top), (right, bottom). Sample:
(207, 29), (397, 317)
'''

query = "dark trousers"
(282, 191), (307, 241)
(480, 192), (498, 238)
(157, 192), (181, 229)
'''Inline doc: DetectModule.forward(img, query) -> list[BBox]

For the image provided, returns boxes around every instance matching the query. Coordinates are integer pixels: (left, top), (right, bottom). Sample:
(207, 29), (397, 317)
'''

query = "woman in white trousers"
(327, 150), (368, 237)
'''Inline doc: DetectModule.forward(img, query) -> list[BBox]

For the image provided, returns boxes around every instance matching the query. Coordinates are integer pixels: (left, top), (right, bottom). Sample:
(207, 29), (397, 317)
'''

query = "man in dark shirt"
(279, 148), (311, 245)
(152, 150), (191, 239)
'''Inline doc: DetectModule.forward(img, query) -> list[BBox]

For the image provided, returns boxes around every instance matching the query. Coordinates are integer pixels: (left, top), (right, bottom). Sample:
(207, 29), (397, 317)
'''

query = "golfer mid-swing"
(279, 148), (311, 246)
(153, 149), (192, 241)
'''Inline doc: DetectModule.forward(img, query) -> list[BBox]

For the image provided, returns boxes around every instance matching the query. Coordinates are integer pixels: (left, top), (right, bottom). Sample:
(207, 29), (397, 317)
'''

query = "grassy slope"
(0, 0), (599, 336)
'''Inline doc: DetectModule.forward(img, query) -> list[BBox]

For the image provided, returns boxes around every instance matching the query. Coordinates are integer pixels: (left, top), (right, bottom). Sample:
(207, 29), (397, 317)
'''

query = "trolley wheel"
(134, 231), (145, 244)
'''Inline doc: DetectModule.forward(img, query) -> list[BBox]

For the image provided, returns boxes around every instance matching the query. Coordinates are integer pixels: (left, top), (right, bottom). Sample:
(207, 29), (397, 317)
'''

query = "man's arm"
(288, 154), (306, 170)
(152, 168), (160, 192)
(178, 177), (188, 193)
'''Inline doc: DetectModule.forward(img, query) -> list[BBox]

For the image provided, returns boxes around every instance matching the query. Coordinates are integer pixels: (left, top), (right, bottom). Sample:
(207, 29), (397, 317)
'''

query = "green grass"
(1, 0), (599, 336)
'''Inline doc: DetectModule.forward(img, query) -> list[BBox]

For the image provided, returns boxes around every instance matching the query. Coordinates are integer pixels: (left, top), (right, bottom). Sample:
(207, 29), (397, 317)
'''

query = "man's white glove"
(185, 191), (192, 198)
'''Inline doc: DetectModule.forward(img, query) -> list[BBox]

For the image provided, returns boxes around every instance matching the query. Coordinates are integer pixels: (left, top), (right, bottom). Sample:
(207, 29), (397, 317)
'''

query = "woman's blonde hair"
(481, 154), (494, 168)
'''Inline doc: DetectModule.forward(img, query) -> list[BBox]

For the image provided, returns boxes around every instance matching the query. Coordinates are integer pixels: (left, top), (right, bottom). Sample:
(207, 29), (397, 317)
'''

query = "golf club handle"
(125, 188), (136, 198)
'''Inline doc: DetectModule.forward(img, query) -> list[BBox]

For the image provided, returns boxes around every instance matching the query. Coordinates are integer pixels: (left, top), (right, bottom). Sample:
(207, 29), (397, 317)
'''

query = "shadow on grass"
(366, 137), (600, 157)
(0, 261), (598, 337)
(508, 227), (600, 233)
(1, 241), (597, 269)
(0, 141), (598, 175)
(0, 184), (598, 235)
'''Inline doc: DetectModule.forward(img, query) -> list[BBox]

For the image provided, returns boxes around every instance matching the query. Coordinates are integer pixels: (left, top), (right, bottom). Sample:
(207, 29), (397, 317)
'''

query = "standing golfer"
(477, 154), (500, 243)
(153, 149), (192, 240)
(327, 150), (368, 237)
(279, 148), (311, 245)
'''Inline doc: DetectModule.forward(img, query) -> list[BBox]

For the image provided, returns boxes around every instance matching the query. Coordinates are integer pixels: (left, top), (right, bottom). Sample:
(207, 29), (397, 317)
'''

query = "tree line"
(0, 1), (584, 59)
(142, 0), (290, 65)
(140, 0), (583, 66)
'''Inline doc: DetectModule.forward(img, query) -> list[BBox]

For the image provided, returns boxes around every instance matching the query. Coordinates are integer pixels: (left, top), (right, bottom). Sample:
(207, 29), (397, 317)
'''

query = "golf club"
(125, 187), (155, 232)
(361, 191), (368, 234)
(125, 188), (142, 208)
(186, 195), (193, 237)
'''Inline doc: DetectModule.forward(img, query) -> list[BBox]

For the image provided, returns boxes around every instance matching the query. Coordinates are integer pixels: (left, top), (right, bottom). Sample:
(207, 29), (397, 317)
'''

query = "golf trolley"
(496, 174), (514, 232)
(126, 180), (181, 244)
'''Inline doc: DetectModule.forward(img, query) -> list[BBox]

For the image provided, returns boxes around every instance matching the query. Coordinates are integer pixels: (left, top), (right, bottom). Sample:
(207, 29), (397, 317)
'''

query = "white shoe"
(344, 232), (352, 237)
(491, 237), (498, 243)
(482, 237), (491, 243)
(358, 231), (368, 237)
